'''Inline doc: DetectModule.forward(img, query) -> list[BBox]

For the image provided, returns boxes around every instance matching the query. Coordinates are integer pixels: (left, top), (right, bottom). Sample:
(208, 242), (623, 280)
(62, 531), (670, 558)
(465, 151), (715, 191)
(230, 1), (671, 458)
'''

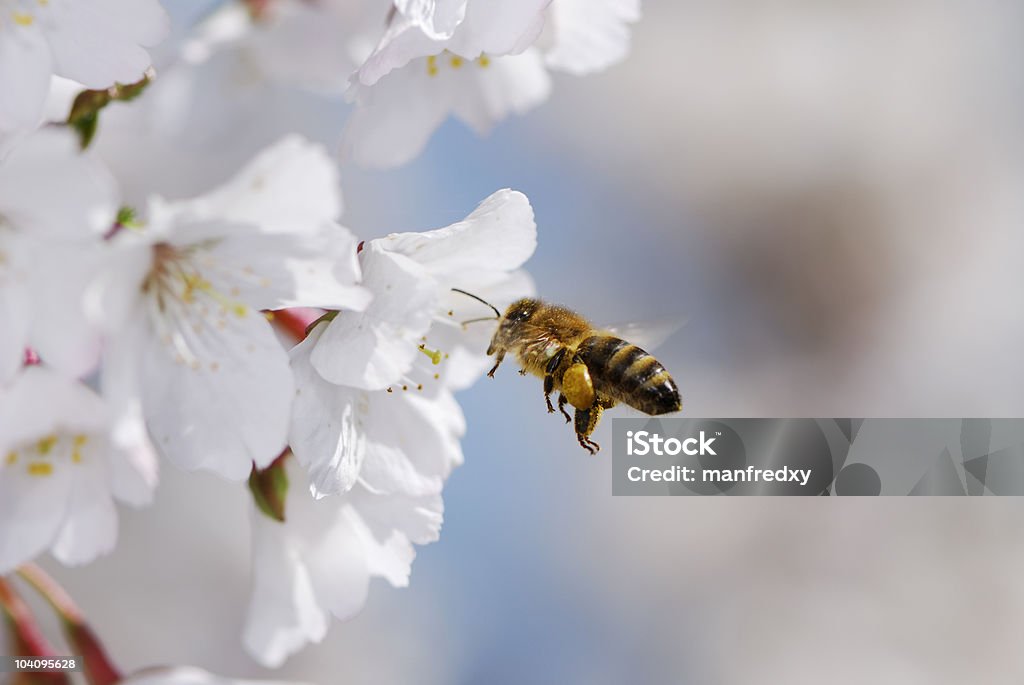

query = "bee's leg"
(557, 394), (572, 423)
(573, 403), (604, 454)
(543, 349), (567, 413)
(486, 351), (505, 378)
(519, 368), (528, 376)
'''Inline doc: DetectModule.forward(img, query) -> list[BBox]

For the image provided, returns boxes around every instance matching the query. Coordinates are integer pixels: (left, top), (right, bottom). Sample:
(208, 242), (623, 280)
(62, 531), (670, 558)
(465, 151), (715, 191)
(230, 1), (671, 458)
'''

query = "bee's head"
(487, 298), (540, 356)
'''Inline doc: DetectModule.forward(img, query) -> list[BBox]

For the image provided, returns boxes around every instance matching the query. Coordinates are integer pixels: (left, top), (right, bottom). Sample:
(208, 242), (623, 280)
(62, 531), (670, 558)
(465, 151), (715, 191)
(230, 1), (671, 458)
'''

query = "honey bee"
(457, 290), (682, 453)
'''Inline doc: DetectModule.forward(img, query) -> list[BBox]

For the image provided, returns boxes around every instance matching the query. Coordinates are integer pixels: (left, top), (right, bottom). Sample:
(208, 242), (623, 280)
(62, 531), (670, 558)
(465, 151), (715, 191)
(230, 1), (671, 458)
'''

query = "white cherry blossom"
(291, 189), (534, 499)
(345, 0), (641, 167)
(306, 188), (535, 400)
(0, 128), (118, 382)
(94, 136), (369, 481)
(0, 366), (157, 572)
(0, 0), (168, 133)
(244, 456), (448, 668)
(356, 0), (551, 86)
(253, 188), (535, 661)
(345, 0), (552, 168)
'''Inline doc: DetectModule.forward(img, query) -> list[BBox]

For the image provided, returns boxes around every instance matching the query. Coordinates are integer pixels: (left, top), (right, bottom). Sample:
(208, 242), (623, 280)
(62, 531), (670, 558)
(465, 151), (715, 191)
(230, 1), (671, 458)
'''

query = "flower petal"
(289, 326), (367, 497)
(452, 49), (551, 135)
(394, 0), (468, 39)
(163, 136), (344, 233)
(544, 0), (640, 75)
(357, 389), (464, 496)
(343, 62), (456, 169)
(244, 511), (328, 669)
(46, 0), (168, 88)
(0, 24), (51, 131)
(0, 459), (73, 573)
(0, 236), (32, 384)
(199, 222), (370, 312)
(375, 188), (537, 281)
(310, 244), (437, 389)
(0, 128), (118, 240)
(349, 487), (444, 587)
(140, 309), (294, 480)
(50, 460), (118, 566)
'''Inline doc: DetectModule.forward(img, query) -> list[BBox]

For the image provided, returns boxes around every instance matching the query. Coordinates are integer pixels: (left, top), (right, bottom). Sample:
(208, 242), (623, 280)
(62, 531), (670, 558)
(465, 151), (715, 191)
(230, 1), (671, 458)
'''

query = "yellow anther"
(36, 435), (57, 455)
(427, 55), (439, 77)
(72, 436), (87, 461)
(5, 451), (17, 465)
(13, 12), (34, 26)
(38, 0), (49, 6)
(263, 311), (275, 321)
(233, 304), (248, 317)
(478, 55), (491, 68)
(27, 462), (53, 477)
(418, 344), (443, 365)
(449, 55), (464, 68)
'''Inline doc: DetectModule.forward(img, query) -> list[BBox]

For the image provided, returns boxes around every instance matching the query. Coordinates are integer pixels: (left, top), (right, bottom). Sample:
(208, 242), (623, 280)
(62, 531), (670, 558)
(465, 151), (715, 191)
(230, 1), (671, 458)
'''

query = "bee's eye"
(510, 308), (532, 323)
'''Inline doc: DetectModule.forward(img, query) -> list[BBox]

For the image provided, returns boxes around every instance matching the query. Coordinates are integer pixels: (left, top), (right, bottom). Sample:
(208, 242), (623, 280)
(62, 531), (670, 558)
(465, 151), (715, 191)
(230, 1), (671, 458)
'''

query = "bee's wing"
(601, 317), (688, 352)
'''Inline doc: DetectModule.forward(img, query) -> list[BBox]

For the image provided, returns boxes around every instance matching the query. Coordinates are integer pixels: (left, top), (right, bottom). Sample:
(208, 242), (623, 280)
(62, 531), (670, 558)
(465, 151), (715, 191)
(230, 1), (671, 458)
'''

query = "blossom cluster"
(0, 0), (640, 673)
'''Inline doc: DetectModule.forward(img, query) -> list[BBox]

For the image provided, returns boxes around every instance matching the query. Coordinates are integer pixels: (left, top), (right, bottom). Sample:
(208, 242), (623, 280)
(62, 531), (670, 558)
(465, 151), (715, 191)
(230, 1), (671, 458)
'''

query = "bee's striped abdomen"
(576, 336), (681, 415)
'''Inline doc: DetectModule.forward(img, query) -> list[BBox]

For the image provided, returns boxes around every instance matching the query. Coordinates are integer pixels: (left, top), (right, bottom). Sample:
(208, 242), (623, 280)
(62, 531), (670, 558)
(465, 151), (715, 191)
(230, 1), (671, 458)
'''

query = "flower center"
(142, 242), (252, 369)
(5, 432), (89, 477)
(145, 243), (248, 316)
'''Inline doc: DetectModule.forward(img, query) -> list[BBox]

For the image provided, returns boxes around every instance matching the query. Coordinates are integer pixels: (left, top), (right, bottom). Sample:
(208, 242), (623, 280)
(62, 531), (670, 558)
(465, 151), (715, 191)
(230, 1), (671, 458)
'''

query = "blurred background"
(10, 0), (1024, 683)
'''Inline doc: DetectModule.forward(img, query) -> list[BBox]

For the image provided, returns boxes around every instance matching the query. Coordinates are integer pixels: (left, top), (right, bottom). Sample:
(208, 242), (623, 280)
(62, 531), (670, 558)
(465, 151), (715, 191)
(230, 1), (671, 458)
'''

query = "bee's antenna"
(461, 316), (499, 326)
(451, 288), (501, 319)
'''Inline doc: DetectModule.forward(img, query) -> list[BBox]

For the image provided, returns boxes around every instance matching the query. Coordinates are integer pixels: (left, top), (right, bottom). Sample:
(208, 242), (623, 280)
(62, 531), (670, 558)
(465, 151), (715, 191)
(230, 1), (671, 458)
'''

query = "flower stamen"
(417, 343), (443, 365)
